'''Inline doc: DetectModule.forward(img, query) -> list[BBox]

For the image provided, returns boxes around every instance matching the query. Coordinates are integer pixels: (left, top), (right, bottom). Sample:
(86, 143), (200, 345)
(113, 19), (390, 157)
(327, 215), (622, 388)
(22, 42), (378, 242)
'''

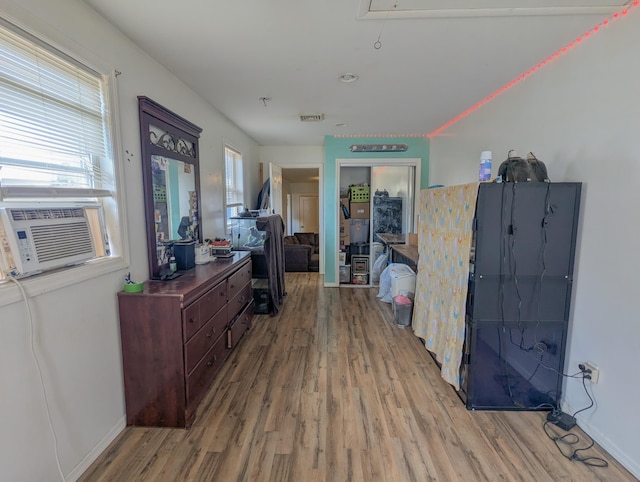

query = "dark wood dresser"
(117, 251), (253, 428)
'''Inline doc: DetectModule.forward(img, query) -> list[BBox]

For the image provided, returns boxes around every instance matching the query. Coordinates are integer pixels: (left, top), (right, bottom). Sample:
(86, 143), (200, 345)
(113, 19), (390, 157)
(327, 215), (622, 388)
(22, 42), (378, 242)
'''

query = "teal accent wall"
(323, 135), (430, 284)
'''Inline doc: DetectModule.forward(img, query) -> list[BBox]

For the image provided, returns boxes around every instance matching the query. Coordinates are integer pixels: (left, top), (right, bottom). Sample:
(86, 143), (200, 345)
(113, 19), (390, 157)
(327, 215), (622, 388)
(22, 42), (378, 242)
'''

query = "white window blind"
(224, 146), (244, 231)
(0, 19), (113, 199)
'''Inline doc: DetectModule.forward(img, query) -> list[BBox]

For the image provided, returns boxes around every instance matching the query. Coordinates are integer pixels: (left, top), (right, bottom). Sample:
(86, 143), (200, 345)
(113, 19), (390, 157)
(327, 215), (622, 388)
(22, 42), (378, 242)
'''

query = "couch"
(283, 232), (319, 272)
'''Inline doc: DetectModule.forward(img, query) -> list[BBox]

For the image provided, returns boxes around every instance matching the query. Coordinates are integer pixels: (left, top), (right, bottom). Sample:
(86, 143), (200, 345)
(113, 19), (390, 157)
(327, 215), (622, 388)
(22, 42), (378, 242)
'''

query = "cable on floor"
(542, 374), (608, 468)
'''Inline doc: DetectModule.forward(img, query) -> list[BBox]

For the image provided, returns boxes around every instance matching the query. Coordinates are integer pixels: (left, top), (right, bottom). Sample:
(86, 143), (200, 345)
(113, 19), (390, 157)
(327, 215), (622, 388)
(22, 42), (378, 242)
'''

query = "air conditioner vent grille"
(11, 208), (86, 221)
(300, 114), (325, 122)
(31, 222), (93, 263)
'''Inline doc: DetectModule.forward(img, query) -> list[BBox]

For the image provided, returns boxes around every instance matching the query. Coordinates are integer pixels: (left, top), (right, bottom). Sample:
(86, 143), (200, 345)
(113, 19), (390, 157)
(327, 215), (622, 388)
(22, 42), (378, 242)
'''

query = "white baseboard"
(67, 416), (126, 481)
(576, 416), (640, 479)
(560, 401), (640, 479)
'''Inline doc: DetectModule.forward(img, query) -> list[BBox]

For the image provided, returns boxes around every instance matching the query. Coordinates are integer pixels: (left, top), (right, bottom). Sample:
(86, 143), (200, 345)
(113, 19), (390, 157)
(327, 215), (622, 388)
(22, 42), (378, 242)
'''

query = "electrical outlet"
(580, 361), (600, 384)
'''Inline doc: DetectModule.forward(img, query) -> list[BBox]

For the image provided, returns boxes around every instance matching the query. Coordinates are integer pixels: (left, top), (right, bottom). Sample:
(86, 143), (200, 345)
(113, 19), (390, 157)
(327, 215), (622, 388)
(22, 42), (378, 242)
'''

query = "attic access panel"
(364, 0), (630, 17)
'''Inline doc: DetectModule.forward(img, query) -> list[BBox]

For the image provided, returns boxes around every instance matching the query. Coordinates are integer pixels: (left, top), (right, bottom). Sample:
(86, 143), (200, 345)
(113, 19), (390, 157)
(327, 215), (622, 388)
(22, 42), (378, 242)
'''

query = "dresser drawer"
(200, 280), (227, 322)
(182, 302), (201, 341)
(228, 282), (252, 322)
(186, 333), (229, 409)
(184, 305), (228, 374)
(227, 300), (254, 348)
(182, 280), (227, 341)
(228, 261), (252, 301)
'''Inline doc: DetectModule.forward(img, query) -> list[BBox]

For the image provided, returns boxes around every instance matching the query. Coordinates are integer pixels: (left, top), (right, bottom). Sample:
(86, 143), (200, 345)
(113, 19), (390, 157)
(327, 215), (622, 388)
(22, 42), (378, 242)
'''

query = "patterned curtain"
(412, 183), (479, 390)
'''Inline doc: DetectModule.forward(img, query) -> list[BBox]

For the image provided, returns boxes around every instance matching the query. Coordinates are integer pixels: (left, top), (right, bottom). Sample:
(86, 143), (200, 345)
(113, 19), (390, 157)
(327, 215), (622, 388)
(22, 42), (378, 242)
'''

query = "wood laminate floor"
(80, 273), (636, 482)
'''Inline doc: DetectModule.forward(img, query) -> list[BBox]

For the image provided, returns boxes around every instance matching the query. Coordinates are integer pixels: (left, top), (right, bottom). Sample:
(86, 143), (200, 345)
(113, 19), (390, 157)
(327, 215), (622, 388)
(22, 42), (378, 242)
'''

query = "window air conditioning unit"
(0, 204), (110, 279)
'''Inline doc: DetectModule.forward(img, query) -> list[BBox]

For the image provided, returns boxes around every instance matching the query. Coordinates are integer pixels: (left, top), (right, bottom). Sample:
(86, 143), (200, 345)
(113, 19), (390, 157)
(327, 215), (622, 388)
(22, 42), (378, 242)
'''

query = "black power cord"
(542, 374), (609, 468)
(491, 183), (585, 411)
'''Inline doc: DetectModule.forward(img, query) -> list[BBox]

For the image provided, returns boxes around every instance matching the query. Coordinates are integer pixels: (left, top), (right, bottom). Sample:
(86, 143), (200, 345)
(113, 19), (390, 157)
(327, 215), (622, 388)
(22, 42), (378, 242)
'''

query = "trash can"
(389, 264), (416, 298)
(393, 292), (414, 327)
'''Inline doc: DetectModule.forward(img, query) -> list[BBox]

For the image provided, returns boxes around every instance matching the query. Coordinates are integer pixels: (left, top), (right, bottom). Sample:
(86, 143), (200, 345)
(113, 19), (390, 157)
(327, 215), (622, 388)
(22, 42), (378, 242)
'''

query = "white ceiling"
(83, 0), (627, 146)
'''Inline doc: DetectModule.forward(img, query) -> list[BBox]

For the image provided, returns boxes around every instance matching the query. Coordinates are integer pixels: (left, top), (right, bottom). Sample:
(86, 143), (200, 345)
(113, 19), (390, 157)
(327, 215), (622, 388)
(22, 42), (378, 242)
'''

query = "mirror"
(138, 97), (202, 279)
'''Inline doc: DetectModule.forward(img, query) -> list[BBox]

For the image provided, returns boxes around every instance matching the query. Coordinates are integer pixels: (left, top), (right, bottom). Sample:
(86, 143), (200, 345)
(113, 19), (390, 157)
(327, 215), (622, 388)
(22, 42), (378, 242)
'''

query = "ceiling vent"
(300, 114), (325, 122)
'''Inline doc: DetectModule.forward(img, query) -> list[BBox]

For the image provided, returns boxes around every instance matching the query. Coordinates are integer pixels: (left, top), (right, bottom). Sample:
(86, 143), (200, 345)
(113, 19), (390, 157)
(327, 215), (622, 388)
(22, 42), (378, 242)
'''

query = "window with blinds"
(0, 18), (114, 200)
(224, 145), (244, 233)
(0, 18), (119, 283)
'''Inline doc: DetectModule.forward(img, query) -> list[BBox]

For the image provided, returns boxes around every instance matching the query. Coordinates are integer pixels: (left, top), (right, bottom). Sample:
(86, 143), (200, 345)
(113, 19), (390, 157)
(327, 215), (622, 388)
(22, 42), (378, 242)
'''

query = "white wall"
(340, 166), (371, 192)
(429, 10), (640, 477)
(260, 145), (324, 167)
(288, 182), (319, 194)
(0, 0), (259, 480)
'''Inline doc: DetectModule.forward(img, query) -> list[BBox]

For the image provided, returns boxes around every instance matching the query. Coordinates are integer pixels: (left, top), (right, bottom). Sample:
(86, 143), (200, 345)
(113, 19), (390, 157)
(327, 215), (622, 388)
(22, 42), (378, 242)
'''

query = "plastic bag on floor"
(371, 251), (388, 284)
(377, 263), (400, 303)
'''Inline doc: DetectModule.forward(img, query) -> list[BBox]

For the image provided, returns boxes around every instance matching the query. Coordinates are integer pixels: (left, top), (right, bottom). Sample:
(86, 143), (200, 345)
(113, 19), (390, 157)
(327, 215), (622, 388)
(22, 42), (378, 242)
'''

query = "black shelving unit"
(459, 182), (582, 410)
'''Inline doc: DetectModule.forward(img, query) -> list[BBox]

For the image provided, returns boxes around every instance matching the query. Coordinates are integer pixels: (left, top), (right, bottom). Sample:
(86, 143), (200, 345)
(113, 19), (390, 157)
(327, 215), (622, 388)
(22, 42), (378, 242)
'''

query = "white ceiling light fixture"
(350, 144), (408, 152)
(338, 73), (359, 83)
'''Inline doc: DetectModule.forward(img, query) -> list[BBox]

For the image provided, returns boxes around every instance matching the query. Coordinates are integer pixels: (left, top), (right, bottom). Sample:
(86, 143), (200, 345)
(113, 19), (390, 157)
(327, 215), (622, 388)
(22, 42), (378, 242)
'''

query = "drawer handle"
(207, 355), (217, 367)
(206, 328), (215, 338)
(189, 317), (197, 324)
(238, 296), (245, 304)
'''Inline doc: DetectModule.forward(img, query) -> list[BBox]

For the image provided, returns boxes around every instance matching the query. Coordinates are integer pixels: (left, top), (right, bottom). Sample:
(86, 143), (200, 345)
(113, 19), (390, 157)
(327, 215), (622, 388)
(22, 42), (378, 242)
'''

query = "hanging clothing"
(255, 214), (286, 315)
(256, 178), (270, 211)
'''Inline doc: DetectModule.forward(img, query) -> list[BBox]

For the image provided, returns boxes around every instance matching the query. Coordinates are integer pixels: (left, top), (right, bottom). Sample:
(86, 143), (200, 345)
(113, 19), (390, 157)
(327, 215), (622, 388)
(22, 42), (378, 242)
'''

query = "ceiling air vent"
(300, 114), (324, 122)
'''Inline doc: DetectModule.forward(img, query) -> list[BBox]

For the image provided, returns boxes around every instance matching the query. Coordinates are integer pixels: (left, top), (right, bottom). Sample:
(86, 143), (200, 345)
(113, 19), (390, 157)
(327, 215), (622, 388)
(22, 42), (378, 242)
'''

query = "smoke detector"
(300, 114), (325, 122)
(338, 73), (359, 83)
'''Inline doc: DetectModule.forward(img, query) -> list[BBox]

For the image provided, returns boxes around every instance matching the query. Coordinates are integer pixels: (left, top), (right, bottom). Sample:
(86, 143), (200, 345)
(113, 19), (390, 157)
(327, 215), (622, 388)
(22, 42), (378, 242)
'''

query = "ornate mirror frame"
(138, 96), (203, 279)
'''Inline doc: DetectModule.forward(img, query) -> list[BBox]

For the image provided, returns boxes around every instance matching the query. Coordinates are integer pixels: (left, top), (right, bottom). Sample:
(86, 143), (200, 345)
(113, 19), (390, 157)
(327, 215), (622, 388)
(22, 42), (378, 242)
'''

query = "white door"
(269, 163), (283, 216)
(297, 194), (319, 233)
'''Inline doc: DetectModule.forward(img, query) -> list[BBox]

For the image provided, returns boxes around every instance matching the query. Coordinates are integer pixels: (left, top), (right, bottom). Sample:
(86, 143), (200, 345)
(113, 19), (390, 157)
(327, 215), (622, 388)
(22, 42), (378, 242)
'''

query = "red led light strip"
(427, 1), (639, 138)
(333, 133), (425, 138)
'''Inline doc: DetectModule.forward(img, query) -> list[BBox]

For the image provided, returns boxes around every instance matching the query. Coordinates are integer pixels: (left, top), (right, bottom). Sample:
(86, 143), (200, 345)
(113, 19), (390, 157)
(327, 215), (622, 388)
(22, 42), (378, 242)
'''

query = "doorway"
(337, 158), (421, 287)
(281, 166), (323, 272)
(281, 167), (320, 232)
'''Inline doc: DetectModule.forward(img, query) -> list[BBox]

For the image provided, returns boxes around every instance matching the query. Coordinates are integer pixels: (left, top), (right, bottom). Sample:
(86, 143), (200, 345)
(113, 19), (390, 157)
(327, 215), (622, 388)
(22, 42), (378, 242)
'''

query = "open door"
(269, 163), (283, 216)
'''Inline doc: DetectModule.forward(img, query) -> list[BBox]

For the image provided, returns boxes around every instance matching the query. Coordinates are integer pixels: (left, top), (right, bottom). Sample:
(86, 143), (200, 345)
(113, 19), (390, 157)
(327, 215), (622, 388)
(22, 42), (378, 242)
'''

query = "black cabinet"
(459, 182), (581, 410)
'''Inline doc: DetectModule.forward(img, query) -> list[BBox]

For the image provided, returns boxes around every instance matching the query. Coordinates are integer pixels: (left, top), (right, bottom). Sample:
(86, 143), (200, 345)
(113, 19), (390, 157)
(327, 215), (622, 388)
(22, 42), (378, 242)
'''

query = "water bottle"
(479, 151), (492, 181)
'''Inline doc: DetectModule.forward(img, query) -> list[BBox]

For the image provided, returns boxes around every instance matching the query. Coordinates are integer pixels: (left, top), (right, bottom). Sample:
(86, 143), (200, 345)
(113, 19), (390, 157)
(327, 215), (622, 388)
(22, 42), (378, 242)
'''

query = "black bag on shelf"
(497, 150), (549, 182)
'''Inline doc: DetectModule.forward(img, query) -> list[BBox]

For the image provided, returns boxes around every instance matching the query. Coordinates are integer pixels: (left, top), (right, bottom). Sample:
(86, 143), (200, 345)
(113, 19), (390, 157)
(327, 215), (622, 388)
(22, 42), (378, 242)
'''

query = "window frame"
(0, 16), (127, 303)
(224, 144), (244, 234)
